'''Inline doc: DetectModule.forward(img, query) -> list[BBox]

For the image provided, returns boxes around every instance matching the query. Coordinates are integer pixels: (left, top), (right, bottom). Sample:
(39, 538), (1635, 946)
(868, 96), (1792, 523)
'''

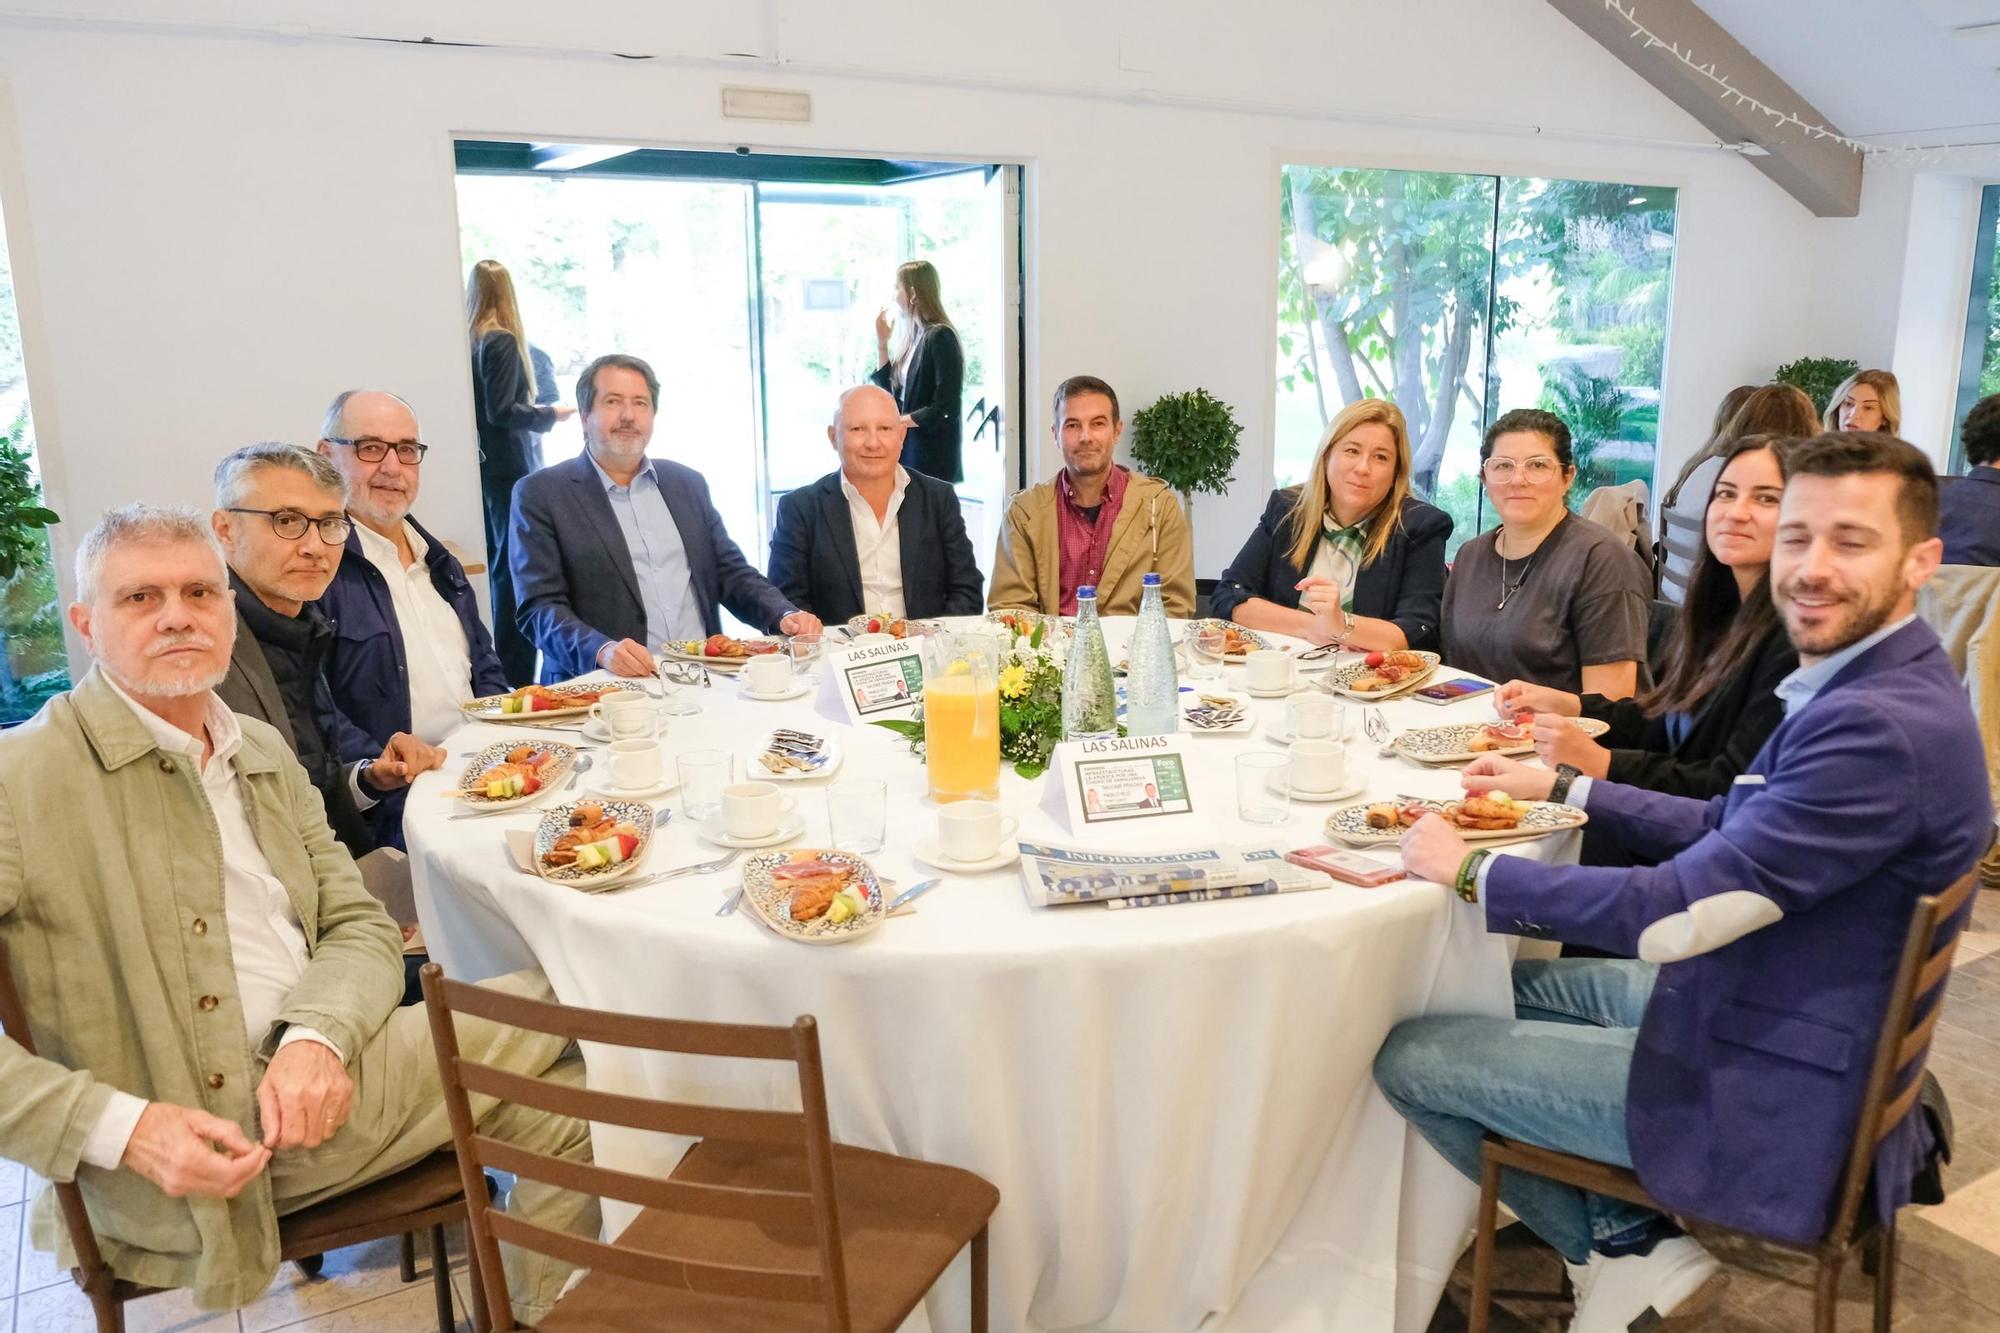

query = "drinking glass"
(788, 632), (825, 689)
(678, 748), (732, 821)
(1236, 752), (1292, 825)
(656, 658), (705, 717)
(1187, 624), (1228, 684)
(827, 780), (888, 853)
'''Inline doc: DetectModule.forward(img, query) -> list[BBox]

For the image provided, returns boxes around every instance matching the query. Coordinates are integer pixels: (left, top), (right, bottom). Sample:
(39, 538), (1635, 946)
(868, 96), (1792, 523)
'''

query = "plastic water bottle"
(1124, 573), (1180, 736)
(1062, 587), (1118, 741)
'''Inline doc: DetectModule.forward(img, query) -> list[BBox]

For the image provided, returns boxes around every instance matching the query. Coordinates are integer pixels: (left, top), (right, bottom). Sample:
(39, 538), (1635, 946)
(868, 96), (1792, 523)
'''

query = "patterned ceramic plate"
(1323, 798), (1588, 848)
(1183, 618), (1274, 659)
(660, 637), (785, 672)
(738, 848), (886, 945)
(1322, 652), (1442, 700)
(460, 683), (611, 722)
(454, 741), (578, 809)
(843, 614), (939, 639)
(532, 799), (657, 888)
(1393, 717), (1612, 765)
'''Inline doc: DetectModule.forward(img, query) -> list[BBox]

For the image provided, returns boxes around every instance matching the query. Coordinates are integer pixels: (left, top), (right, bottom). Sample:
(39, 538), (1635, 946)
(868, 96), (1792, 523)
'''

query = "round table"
(406, 619), (1577, 1332)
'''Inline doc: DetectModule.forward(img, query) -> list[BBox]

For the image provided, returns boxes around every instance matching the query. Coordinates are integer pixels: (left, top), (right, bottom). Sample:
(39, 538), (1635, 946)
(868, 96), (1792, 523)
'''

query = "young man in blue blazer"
(1379, 433), (1993, 1332)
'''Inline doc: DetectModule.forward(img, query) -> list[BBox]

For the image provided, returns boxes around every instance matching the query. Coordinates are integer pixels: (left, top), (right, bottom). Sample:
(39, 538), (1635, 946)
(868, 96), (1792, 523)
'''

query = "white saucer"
(697, 813), (807, 848)
(740, 681), (813, 703)
(1245, 683), (1299, 699)
(580, 717), (614, 742)
(1275, 773), (1369, 804)
(751, 738), (843, 781)
(586, 775), (679, 802)
(1266, 723), (1360, 747)
(912, 836), (1020, 873)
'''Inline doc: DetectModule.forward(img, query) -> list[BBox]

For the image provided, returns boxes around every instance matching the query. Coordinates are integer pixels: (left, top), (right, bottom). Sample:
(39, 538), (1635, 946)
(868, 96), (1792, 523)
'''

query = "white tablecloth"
(406, 621), (1576, 1332)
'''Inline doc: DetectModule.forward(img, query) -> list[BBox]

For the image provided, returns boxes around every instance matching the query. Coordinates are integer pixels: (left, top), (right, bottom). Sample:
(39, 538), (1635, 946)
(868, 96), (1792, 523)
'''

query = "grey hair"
(74, 503), (225, 604)
(212, 442), (343, 511)
(319, 389), (421, 442)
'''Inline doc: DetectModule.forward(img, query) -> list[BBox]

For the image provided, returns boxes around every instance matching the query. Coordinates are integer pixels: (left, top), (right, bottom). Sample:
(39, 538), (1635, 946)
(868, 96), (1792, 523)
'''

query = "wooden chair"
(0, 939), (483, 1333)
(1467, 865), (1982, 1333)
(420, 962), (1000, 1331)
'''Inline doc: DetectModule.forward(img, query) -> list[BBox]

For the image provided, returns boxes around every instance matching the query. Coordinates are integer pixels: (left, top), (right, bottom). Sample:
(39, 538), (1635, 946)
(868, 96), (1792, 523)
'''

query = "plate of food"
(1323, 792), (1587, 847)
(449, 741), (577, 809)
(661, 633), (786, 672)
(843, 613), (938, 640)
(752, 729), (843, 780)
(1393, 714), (1612, 765)
(1183, 618), (1273, 660)
(533, 799), (657, 889)
(461, 683), (613, 722)
(737, 848), (886, 944)
(1323, 650), (1441, 700)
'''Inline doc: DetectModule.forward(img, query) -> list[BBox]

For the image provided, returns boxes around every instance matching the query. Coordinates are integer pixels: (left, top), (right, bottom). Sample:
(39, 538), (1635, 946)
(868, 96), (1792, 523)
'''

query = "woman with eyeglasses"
(1212, 399), (1452, 651)
(1440, 408), (1653, 697)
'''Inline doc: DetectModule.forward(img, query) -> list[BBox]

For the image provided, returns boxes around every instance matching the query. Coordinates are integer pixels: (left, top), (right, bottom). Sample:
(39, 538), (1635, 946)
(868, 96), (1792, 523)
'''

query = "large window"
(1949, 182), (2000, 474)
(0, 191), (62, 725)
(1276, 166), (1678, 555)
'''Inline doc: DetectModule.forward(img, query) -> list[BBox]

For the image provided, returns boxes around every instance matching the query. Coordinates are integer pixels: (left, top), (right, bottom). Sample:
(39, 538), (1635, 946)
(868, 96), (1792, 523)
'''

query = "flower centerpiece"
(875, 614), (1068, 779)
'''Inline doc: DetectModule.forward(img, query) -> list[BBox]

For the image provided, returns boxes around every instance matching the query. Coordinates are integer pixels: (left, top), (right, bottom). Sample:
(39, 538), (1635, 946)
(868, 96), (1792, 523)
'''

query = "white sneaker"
(1567, 1236), (1724, 1332)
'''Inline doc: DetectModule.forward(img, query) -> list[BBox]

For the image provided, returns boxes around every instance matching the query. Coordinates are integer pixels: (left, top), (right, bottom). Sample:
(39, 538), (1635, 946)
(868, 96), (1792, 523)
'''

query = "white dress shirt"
(353, 519), (477, 743)
(82, 678), (341, 1169)
(842, 466), (911, 618)
(591, 454), (703, 649)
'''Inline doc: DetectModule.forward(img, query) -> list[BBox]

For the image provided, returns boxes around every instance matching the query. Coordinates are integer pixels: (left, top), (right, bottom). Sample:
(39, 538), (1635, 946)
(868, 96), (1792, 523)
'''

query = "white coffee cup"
(1245, 649), (1296, 694)
(1288, 737), (1347, 795)
(588, 689), (655, 739)
(722, 781), (798, 839)
(1285, 691), (1335, 739)
(938, 800), (1019, 864)
(607, 738), (664, 791)
(848, 632), (896, 648)
(743, 654), (793, 695)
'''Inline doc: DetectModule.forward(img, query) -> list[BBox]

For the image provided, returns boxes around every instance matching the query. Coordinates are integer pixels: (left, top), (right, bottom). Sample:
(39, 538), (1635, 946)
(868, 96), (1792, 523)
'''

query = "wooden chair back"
(419, 963), (853, 1332)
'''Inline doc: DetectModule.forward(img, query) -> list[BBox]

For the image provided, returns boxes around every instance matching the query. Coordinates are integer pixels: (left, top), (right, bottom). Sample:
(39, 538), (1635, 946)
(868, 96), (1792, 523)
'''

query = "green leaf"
(871, 720), (924, 741)
(1012, 759), (1047, 780)
(1030, 619), (1045, 649)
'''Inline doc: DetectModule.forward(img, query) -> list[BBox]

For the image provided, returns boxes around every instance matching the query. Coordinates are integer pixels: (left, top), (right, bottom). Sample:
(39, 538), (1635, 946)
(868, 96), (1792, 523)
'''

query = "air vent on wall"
(722, 86), (812, 124)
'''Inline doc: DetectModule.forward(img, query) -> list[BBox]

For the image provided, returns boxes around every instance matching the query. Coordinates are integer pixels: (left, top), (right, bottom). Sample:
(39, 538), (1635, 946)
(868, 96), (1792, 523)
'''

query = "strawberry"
(867, 617), (883, 633)
(705, 643), (723, 657)
(1365, 651), (1385, 668)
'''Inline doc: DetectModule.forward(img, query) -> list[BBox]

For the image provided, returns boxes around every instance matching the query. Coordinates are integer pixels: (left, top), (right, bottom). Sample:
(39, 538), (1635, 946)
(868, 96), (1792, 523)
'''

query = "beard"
(108, 632), (229, 698)
(1777, 576), (1902, 657)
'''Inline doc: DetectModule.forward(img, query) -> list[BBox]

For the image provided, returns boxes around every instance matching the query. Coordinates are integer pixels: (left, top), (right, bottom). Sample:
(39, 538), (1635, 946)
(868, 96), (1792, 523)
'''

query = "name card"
(1053, 733), (1198, 830)
(821, 640), (926, 726)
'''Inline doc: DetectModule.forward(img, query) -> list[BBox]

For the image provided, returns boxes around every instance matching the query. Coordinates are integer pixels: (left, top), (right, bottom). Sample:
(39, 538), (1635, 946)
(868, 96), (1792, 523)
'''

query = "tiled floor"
(6, 893), (1999, 1332)
(1428, 887), (2000, 1331)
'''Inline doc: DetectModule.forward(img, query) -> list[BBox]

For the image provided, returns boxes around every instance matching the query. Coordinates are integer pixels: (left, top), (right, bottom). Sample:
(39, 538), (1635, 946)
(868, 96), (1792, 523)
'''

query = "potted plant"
(0, 416), (62, 722)
(1128, 388), (1242, 535)
(1775, 357), (1859, 416)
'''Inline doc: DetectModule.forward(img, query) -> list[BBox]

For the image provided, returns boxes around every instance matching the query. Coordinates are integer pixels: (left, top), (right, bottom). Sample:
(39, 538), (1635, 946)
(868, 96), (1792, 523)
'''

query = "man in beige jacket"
(0, 504), (595, 1321)
(988, 375), (1196, 617)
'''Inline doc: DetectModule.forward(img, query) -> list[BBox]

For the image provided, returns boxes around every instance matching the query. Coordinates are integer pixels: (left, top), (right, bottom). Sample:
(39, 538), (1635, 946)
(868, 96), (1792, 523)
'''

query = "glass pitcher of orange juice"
(924, 632), (1001, 802)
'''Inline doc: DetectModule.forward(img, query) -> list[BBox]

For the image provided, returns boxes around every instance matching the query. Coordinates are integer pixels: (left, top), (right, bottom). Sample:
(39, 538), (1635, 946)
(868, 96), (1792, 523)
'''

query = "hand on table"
(598, 638), (657, 677)
(1461, 753), (1557, 802)
(1399, 813), (1474, 887)
(1493, 680), (1580, 719)
(121, 1103), (270, 1198)
(362, 732), (447, 791)
(256, 1040), (355, 1151)
(779, 610), (823, 637)
(1531, 713), (1610, 778)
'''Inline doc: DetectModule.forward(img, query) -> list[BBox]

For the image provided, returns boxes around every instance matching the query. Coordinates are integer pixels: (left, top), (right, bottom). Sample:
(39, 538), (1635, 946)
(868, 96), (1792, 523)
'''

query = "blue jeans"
(1373, 958), (1662, 1263)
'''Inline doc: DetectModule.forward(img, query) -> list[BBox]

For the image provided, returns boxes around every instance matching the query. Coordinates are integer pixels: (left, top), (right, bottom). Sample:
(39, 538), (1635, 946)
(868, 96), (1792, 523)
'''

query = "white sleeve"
(276, 1025), (347, 1064)
(80, 1091), (149, 1171)
(346, 762), (379, 812)
(1566, 775), (1595, 809)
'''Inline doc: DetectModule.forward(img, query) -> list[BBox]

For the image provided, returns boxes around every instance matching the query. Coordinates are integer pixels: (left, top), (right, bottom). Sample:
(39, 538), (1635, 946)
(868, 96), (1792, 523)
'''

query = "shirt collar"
(1773, 614), (1914, 716)
(352, 517), (427, 568)
(1058, 464), (1127, 511)
(1323, 512), (1370, 539)
(839, 465), (909, 507)
(588, 453), (655, 494)
(99, 670), (244, 766)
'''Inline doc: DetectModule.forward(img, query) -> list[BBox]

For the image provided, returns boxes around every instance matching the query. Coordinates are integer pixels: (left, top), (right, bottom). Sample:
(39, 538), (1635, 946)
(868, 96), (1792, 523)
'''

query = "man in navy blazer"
(767, 385), (985, 625)
(1377, 433), (1992, 1332)
(510, 354), (821, 682)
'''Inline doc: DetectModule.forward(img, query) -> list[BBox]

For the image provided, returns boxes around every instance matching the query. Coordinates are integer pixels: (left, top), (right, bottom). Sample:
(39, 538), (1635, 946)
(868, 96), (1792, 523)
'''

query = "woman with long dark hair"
(467, 259), (570, 684)
(1656, 384), (1817, 602)
(871, 259), (965, 483)
(1473, 433), (1799, 806)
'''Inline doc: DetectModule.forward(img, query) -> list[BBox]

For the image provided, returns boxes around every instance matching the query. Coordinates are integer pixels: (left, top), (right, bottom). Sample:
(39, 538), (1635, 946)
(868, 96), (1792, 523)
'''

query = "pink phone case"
(1287, 845), (1406, 886)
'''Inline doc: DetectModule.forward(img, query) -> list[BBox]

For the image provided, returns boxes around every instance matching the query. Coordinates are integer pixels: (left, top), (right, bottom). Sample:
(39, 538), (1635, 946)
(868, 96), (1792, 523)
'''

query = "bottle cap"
(1142, 572), (1161, 586)
(1077, 585), (1096, 598)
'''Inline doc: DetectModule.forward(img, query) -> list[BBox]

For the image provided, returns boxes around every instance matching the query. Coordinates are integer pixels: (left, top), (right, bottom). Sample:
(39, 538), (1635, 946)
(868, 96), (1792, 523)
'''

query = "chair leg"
(1814, 1251), (1845, 1333)
(1468, 1151), (1503, 1333)
(1874, 1220), (1897, 1333)
(968, 1226), (989, 1333)
(430, 1224), (454, 1333)
(86, 1282), (126, 1333)
(400, 1230), (418, 1283)
(466, 1229), (491, 1333)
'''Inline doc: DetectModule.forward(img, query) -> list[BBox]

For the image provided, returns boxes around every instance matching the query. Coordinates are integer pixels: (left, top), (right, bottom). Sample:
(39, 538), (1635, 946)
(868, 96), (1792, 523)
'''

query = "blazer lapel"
(567, 457), (645, 609)
(818, 477), (865, 613)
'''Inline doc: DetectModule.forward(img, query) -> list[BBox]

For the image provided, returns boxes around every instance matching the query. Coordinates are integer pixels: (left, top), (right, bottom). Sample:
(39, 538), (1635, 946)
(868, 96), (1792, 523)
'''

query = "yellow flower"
(998, 664), (1031, 699)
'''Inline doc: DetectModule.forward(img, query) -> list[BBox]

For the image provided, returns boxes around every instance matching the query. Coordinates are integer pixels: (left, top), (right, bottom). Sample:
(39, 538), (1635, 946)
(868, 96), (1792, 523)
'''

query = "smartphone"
(1286, 845), (1407, 887)
(1412, 677), (1496, 706)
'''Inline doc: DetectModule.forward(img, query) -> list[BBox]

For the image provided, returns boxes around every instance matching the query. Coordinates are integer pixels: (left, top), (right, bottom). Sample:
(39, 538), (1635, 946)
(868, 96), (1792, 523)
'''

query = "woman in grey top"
(1442, 409), (1652, 697)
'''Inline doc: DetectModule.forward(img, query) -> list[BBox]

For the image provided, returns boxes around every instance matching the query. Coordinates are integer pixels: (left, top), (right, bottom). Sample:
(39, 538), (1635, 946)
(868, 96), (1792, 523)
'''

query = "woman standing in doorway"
(468, 258), (571, 685)
(871, 259), (965, 483)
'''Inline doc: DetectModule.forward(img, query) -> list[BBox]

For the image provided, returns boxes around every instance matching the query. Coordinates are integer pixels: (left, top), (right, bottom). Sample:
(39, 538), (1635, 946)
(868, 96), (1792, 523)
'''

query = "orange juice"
(925, 670), (1000, 802)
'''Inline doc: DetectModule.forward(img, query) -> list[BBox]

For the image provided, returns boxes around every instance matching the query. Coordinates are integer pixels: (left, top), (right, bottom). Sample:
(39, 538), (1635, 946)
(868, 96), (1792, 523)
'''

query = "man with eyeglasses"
(211, 444), (444, 859)
(315, 392), (508, 847)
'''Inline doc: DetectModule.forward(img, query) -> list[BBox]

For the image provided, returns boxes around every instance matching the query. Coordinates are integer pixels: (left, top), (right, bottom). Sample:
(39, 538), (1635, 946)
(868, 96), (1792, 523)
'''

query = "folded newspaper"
(1018, 840), (1335, 909)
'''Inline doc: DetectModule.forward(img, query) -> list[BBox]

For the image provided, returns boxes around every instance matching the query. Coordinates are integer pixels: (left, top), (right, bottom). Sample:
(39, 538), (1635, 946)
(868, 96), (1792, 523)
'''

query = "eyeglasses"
(329, 437), (429, 465)
(1480, 457), (1564, 482)
(226, 508), (354, 543)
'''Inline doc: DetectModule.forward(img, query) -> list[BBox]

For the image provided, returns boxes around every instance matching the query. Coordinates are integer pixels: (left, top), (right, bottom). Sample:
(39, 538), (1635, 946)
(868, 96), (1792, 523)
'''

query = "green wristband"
(1454, 848), (1493, 903)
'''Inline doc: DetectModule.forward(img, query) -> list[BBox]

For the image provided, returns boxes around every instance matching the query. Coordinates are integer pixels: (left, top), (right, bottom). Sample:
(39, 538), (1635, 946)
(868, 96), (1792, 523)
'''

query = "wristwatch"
(1548, 763), (1582, 806)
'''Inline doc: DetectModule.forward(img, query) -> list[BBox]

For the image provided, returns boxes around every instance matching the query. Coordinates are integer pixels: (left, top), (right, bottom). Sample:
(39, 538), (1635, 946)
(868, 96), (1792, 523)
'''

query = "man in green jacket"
(0, 504), (596, 1321)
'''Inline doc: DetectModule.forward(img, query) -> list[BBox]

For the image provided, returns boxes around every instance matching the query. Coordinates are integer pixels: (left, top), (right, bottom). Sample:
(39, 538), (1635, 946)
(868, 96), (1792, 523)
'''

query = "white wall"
(0, 0), (1827, 633)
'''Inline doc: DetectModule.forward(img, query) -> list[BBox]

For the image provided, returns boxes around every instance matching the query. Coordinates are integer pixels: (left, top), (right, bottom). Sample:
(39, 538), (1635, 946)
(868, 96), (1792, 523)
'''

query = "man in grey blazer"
(510, 354), (822, 681)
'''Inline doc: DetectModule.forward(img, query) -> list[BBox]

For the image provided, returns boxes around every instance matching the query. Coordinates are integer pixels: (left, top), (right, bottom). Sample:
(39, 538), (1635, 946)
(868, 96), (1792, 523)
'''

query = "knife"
(886, 878), (942, 913)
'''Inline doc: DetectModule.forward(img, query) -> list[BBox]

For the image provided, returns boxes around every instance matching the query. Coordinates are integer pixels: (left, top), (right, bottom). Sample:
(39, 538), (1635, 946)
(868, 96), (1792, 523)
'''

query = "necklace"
(1496, 530), (1540, 611)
